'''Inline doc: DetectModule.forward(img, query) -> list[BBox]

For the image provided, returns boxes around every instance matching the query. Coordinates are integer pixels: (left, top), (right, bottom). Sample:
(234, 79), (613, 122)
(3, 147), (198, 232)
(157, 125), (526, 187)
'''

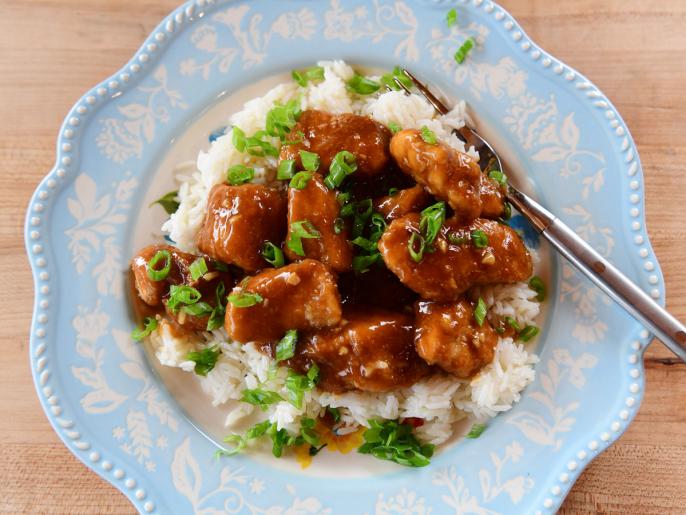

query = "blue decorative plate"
(25, 0), (662, 513)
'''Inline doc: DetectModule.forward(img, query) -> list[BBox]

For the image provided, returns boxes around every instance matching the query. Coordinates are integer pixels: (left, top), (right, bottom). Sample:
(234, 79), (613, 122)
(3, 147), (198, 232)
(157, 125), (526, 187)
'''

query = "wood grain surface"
(1, 0), (684, 513)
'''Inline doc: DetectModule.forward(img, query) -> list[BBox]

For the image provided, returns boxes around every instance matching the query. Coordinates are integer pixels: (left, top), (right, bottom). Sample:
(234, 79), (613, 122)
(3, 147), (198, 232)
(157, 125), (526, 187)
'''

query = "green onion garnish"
(465, 422), (487, 438)
(446, 8), (458, 27)
(265, 98), (302, 140)
(232, 126), (247, 151)
(181, 301), (213, 317)
(240, 388), (284, 411)
(420, 125), (437, 144)
(324, 150), (357, 189)
(528, 276), (546, 302)
(327, 407), (341, 423)
(474, 297), (487, 326)
(519, 325), (540, 342)
(277, 159), (296, 180)
(333, 217), (345, 234)
(189, 257), (208, 281)
(454, 37), (475, 64)
(379, 66), (412, 91)
(149, 191), (179, 215)
(185, 345), (221, 376)
(300, 417), (320, 447)
(289, 171), (313, 190)
(471, 229), (488, 248)
(388, 187), (399, 197)
(408, 232), (425, 262)
(352, 253), (381, 273)
(167, 284), (202, 311)
(206, 282), (227, 331)
(419, 201), (446, 248)
(299, 150), (320, 172)
(243, 130), (279, 158)
(501, 201), (512, 221)
(346, 74), (381, 95)
(286, 220), (321, 257)
(285, 364), (319, 409)
(488, 170), (507, 187)
(358, 419), (434, 467)
(275, 329), (298, 363)
(131, 316), (158, 341)
(262, 241), (284, 268)
(283, 130), (304, 146)
(227, 291), (263, 308)
(227, 164), (254, 185)
(505, 316), (521, 332)
(146, 249), (172, 281)
(292, 66), (325, 87)
(388, 121), (402, 134)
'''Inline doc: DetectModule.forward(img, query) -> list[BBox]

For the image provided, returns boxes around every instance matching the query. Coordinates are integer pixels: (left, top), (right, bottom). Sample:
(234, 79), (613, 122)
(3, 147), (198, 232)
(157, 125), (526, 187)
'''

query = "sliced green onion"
(454, 37), (475, 64)
(299, 150), (320, 172)
(227, 291), (263, 307)
(283, 130), (304, 146)
(351, 236), (378, 253)
(246, 420), (272, 439)
(379, 66), (412, 91)
(289, 171), (313, 190)
(419, 201), (446, 247)
(277, 159), (296, 180)
(327, 407), (341, 423)
(471, 229), (489, 248)
(189, 257), (208, 281)
(131, 316), (158, 341)
(333, 217), (345, 234)
(347, 74), (381, 95)
(368, 213), (387, 242)
(446, 8), (458, 27)
(501, 201), (512, 221)
(240, 388), (284, 411)
(519, 325), (540, 342)
(181, 301), (213, 317)
(243, 131), (279, 158)
(285, 364), (319, 409)
(352, 253), (381, 273)
(420, 125), (437, 145)
(324, 151), (357, 189)
(529, 276), (546, 302)
(408, 232), (426, 263)
(265, 98), (302, 140)
(216, 434), (246, 457)
(275, 329), (298, 362)
(351, 199), (373, 239)
(262, 242), (285, 268)
(505, 316), (521, 332)
(474, 297), (487, 326)
(388, 121), (402, 135)
(388, 187), (399, 196)
(358, 419), (434, 467)
(147, 249), (172, 281)
(488, 170), (507, 187)
(226, 164), (254, 185)
(167, 285), (202, 311)
(231, 126), (247, 151)
(465, 422), (487, 438)
(287, 220), (321, 257)
(186, 345), (221, 376)
(206, 282), (227, 331)
(292, 66), (325, 87)
(149, 191), (179, 215)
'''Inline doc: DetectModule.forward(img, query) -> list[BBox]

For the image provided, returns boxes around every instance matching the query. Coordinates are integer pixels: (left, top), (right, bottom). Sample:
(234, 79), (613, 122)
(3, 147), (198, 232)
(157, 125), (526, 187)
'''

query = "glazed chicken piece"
(479, 175), (506, 219)
(279, 110), (391, 178)
(130, 245), (231, 332)
(390, 129), (482, 220)
(197, 183), (287, 272)
(373, 184), (432, 222)
(414, 300), (498, 378)
(285, 173), (352, 272)
(295, 308), (430, 393)
(378, 214), (533, 301)
(225, 259), (342, 343)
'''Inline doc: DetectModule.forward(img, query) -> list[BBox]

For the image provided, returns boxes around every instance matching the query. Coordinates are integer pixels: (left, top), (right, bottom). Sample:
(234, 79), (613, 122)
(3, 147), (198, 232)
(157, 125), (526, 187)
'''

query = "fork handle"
(508, 186), (686, 362)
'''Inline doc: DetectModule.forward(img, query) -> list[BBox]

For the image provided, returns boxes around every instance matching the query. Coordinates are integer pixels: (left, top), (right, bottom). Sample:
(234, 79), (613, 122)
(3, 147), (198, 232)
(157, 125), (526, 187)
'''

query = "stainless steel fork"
(394, 68), (686, 363)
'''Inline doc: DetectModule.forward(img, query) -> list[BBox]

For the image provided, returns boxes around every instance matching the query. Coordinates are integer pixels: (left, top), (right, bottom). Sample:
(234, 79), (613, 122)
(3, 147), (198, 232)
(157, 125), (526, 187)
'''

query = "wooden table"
(1, 0), (685, 513)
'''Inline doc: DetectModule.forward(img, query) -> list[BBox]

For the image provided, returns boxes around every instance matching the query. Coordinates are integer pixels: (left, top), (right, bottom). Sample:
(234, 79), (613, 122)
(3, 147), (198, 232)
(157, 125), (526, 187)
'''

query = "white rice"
(153, 60), (540, 446)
